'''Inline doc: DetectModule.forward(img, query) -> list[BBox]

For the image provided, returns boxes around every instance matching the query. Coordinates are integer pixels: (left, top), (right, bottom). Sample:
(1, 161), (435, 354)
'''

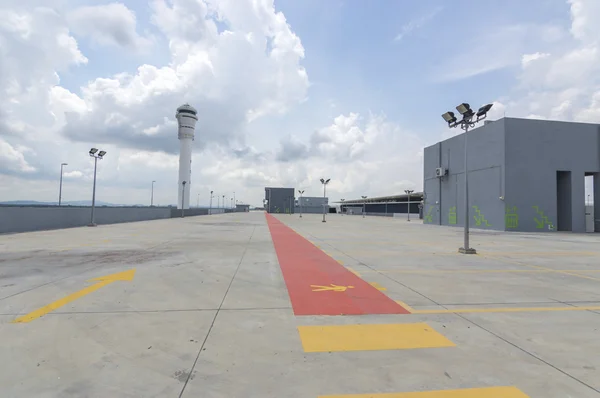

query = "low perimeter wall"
(0, 206), (236, 234)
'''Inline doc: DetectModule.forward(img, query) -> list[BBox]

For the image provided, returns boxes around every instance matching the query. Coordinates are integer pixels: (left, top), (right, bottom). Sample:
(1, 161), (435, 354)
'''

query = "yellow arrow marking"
(311, 284), (354, 292)
(11, 269), (136, 324)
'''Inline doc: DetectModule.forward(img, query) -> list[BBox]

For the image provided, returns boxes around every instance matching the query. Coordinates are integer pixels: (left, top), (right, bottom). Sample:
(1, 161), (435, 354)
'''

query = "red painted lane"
(266, 214), (409, 316)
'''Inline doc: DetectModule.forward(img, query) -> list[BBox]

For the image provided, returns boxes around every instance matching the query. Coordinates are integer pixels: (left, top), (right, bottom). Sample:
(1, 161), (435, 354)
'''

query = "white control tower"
(176, 104), (198, 209)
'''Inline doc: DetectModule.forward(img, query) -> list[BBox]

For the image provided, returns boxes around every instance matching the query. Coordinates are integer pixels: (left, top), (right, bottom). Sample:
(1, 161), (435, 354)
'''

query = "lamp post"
(197, 193), (200, 208)
(231, 197), (233, 209)
(361, 196), (367, 218)
(181, 181), (186, 217)
(222, 195), (225, 209)
(209, 190), (213, 214)
(340, 199), (345, 216)
(88, 148), (106, 227)
(151, 180), (156, 207)
(298, 190), (304, 218)
(233, 191), (236, 209)
(442, 102), (493, 254)
(405, 189), (414, 221)
(59, 163), (68, 206)
(320, 178), (330, 222)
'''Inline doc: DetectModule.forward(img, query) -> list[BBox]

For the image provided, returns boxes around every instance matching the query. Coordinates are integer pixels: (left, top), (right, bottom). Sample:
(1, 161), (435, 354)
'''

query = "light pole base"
(458, 247), (477, 254)
(87, 223), (97, 227)
(300, 215), (302, 218)
(322, 220), (326, 223)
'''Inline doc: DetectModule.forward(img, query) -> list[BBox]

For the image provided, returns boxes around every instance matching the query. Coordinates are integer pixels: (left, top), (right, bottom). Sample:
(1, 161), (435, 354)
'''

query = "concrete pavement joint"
(456, 312), (600, 394)
(480, 254), (600, 283)
(178, 226), (257, 398)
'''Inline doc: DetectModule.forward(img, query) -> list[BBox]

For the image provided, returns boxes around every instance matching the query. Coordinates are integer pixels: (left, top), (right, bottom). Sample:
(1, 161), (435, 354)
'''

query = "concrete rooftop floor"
(1, 212), (600, 397)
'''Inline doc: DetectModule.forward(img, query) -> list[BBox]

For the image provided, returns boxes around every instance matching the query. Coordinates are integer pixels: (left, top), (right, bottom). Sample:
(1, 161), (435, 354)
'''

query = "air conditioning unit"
(435, 167), (447, 178)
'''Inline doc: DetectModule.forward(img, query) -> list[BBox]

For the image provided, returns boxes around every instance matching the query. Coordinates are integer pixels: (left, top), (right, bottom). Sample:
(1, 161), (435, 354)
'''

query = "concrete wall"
(0, 206), (171, 234)
(423, 119), (506, 230)
(0, 205), (237, 234)
(265, 187), (295, 214)
(504, 118), (600, 232)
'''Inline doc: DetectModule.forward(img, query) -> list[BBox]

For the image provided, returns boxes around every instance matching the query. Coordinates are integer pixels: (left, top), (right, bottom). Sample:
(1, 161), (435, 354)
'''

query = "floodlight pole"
(181, 181), (186, 218)
(90, 156), (98, 226)
(151, 180), (156, 207)
(59, 163), (67, 206)
(361, 196), (367, 218)
(210, 190), (213, 214)
(298, 190), (304, 218)
(442, 103), (492, 254)
(405, 189), (414, 221)
(321, 179), (330, 222)
(340, 199), (345, 216)
(461, 122), (472, 253)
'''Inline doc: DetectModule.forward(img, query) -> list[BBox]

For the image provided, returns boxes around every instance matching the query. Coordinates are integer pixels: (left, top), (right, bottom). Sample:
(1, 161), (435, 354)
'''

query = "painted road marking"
(318, 386), (529, 397)
(346, 267), (360, 276)
(11, 269), (136, 324)
(369, 282), (387, 291)
(265, 214), (408, 316)
(298, 323), (455, 353)
(311, 284), (354, 292)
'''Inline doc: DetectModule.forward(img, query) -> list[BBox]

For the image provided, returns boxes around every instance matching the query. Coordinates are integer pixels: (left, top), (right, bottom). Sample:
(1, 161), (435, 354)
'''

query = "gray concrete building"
(295, 196), (328, 214)
(423, 117), (600, 233)
(264, 187), (295, 214)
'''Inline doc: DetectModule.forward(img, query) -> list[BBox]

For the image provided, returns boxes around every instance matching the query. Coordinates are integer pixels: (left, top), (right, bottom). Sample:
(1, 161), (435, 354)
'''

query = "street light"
(320, 178), (330, 222)
(442, 102), (493, 254)
(181, 181), (187, 217)
(197, 193), (200, 208)
(151, 180), (156, 207)
(298, 190), (304, 218)
(222, 195), (225, 209)
(58, 163), (68, 206)
(233, 191), (236, 209)
(405, 189), (414, 221)
(340, 199), (345, 216)
(88, 148), (106, 227)
(361, 196), (367, 218)
(209, 190), (213, 214)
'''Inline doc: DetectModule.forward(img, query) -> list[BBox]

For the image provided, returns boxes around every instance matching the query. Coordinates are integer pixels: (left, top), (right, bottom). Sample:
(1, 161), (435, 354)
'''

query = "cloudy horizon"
(1, 0), (599, 207)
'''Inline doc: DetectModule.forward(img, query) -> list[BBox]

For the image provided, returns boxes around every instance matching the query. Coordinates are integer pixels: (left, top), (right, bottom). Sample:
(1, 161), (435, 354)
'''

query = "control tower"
(176, 104), (198, 209)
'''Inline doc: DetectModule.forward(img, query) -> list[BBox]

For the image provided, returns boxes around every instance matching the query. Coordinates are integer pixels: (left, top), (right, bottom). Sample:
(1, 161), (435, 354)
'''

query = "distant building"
(236, 204), (250, 213)
(339, 193), (423, 216)
(264, 187), (295, 214)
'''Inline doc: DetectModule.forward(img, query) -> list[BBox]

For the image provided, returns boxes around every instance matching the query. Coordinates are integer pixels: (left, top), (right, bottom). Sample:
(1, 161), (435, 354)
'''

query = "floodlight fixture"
(442, 111), (457, 124)
(61, 162), (68, 166)
(476, 103), (493, 118)
(98, 150), (107, 158)
(89, 148), (98, 156)
(456, 103), (473, 116)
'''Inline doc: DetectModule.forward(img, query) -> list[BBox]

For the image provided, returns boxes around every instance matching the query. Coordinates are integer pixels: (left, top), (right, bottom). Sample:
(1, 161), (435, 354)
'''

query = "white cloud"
(496, 0), (600, 123)
(394, 6), (442, 42)
(0, 139), (35, 173)
(63, 170), (83, 178)
(67, 3), (152, 51)
(433, 24), (565, 82)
